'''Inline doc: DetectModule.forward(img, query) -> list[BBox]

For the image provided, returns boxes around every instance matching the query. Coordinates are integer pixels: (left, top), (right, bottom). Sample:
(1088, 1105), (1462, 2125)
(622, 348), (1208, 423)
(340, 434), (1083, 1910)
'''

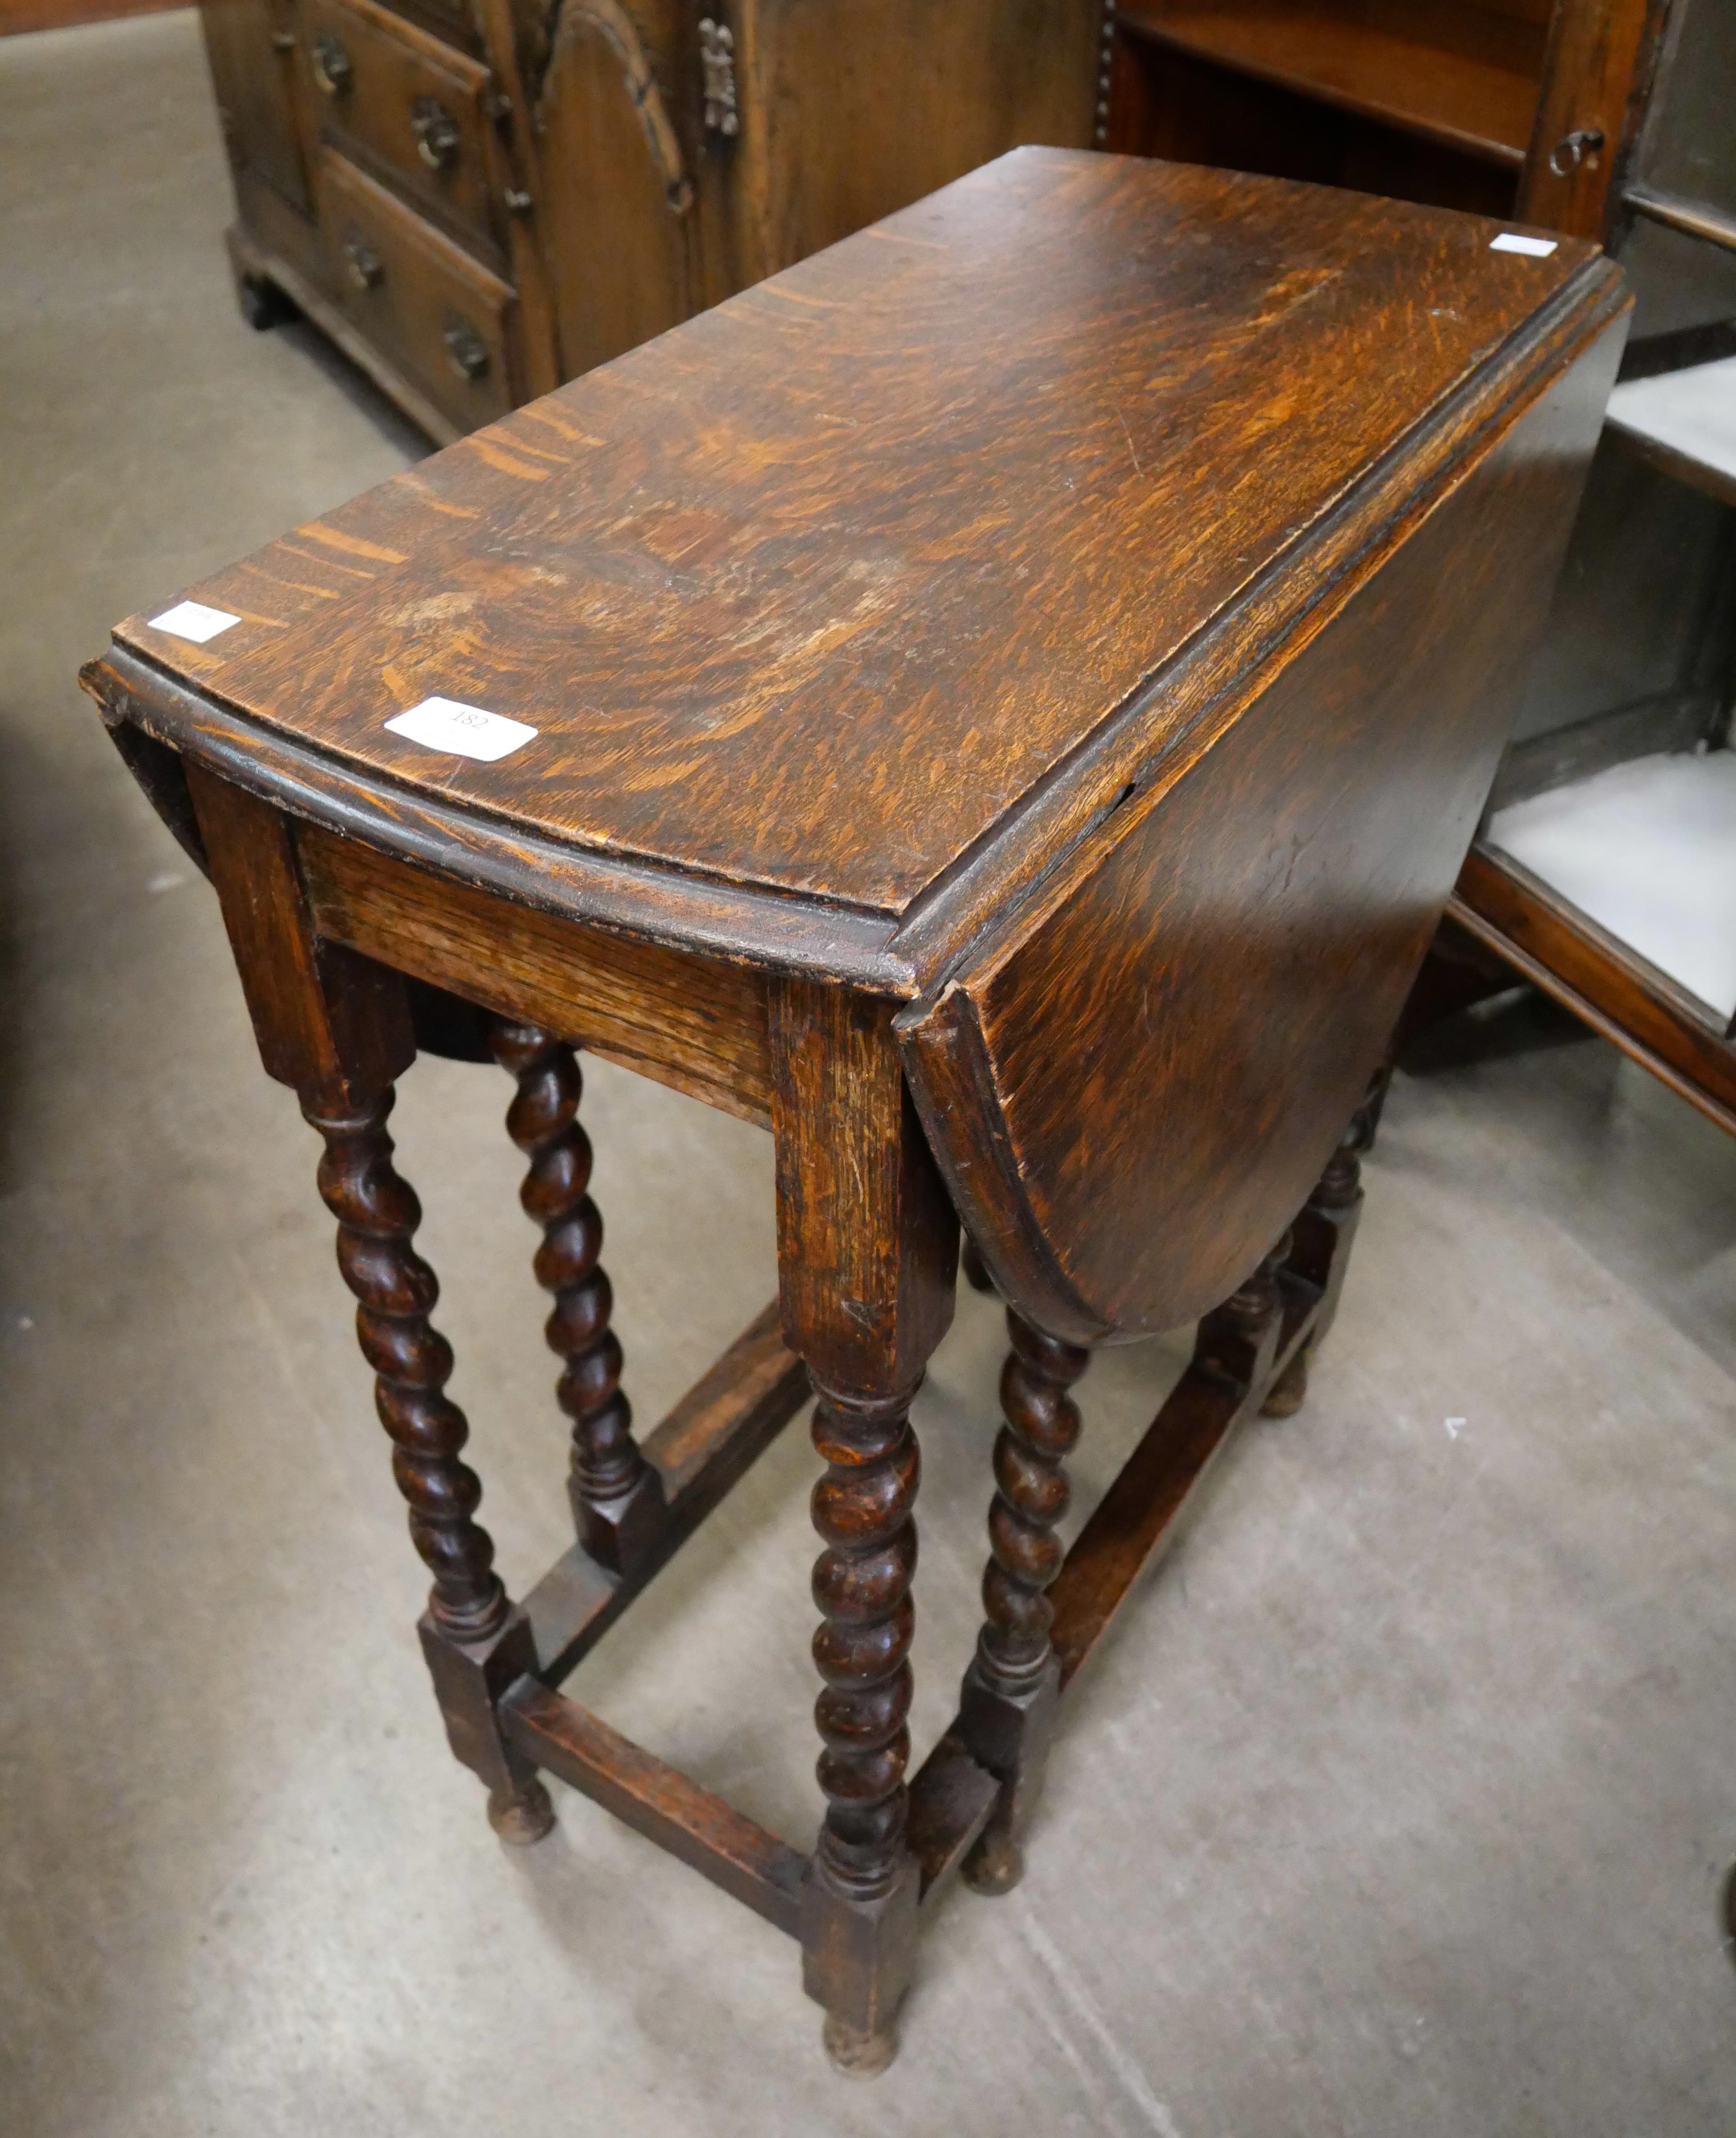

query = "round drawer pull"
(443, 316), (490, 381)
(344, 232), (384, 290)
(310, 31), (352, 94)
(412, 97), (461, 169)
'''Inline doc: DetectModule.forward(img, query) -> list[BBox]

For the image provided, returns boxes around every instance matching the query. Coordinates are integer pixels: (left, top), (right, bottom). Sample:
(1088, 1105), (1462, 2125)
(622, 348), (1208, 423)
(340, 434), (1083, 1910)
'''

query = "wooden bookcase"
(1102, 0), (1657, 236)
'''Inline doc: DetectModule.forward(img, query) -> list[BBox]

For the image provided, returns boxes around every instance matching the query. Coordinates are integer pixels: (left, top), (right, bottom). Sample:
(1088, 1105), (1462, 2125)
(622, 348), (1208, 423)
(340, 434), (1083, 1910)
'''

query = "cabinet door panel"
(537, 0), (700, 379)
(201, 0), (312, 215)
(736, 0), (1098, 276)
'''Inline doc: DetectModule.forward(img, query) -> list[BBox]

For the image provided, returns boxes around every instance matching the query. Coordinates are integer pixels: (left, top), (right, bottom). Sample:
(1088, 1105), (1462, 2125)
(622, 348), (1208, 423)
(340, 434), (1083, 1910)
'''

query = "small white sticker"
(384, 695), (538, 763)
(1490, 233), (1558, 257)
(148, 599), (241, 645)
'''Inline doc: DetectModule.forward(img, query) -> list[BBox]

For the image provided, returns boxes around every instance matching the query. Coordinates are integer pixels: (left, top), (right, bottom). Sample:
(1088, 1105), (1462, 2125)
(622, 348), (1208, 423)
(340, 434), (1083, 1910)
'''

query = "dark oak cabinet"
(205, 0), (1102, 438)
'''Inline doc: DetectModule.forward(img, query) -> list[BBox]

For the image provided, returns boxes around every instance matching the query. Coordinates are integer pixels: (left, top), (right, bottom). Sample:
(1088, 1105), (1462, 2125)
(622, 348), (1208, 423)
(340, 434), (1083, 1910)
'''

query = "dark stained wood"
(899, 292), (1625, 1347)
(1050, 1270), (1309, 1692)
(202, 0), (1098, 435)
(88, 158), (1626, 2073)
(766, 980), (957, 2069)
(1107, 0), (1659, 246)
(182, 762), (413, 1113)
(1485, 687), (1724, 811)
(500, 1680), (807, 1934)
(645, 1299), (809, 1498)
(200, 0), (310, 213)
(104, 157), (1616, 953)
(1452, 844), (1736, 1132)
(227, 219), (465, 446)
(1518, 0), (1660, 237)
(1116, 3), (1539, 168)
(313, 149), (518, 432)
(1261, 1093), (1373, 1415)
(956, 1311), (1089, 1894)
(308, 1087), (513, 1642)
(298, 0), (511, 264)
(522, 1300), (811, 1686)
(490, 1022), (667, 1575)
(183, 764), (554, 1842)
(299, 825), (773, 1125)
(908, 1135), (1363, 1893)
(905, 1735), (1003, 1904)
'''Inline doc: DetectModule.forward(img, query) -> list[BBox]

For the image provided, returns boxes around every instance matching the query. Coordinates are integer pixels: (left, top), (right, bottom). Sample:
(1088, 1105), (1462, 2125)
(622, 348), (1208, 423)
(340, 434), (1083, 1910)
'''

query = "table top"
(102, 149), (1606, 985)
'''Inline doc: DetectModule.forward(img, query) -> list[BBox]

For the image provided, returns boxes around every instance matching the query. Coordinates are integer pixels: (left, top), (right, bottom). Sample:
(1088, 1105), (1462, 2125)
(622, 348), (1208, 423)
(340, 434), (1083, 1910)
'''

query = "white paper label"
(148, 599), (241, 645)
(1490, 233), (1558, 257)
(384, 696), (538, 762)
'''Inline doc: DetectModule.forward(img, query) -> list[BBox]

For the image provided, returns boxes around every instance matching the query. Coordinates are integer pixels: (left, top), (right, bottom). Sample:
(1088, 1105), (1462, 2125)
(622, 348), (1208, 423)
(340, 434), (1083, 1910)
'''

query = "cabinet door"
(733, 0), (1099, 278)
(537, 0), (702, 379)
(200, 0), (312, 215)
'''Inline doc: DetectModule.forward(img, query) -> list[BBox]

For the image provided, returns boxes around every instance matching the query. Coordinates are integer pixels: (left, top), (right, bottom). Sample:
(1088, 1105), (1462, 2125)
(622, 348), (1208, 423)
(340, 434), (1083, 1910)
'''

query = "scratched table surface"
(113, 149), (1594, 918)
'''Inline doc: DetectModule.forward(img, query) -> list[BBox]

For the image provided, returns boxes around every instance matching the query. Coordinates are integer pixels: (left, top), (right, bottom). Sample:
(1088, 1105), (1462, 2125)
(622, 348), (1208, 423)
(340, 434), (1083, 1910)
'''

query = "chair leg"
(306, 1088), (555, 1845)
(958, 1309), (1091, 1896)
(490, 1021), (667, 1577)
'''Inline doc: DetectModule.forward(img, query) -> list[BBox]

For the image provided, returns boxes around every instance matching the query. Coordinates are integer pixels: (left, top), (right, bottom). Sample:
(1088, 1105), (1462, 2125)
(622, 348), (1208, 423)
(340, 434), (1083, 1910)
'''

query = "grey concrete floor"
(4, 14), (1736, 2135)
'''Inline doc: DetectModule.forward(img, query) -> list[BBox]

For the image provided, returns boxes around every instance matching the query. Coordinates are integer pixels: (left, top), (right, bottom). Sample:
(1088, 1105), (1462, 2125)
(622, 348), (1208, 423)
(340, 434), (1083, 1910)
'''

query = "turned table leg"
(770, 980), (957, 2075)
(958, 1310), (1090, 1895)
(308, 1091), (555, 1844)
(489, 1021), (666, 1576)
(807, 1377), (924, 2074)
(1260, 1080), (1376, 1419)
(183, 767), (551, 1847)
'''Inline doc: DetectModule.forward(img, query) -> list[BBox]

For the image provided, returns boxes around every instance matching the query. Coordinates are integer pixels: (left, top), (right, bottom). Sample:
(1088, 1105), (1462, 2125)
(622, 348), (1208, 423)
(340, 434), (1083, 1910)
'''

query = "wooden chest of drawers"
(203, 0), (1103, 438)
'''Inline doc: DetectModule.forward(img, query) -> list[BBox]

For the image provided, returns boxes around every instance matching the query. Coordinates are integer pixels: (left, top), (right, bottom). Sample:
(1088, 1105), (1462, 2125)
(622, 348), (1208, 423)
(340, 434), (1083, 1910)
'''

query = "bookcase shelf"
(1116, 4), (1539, 171)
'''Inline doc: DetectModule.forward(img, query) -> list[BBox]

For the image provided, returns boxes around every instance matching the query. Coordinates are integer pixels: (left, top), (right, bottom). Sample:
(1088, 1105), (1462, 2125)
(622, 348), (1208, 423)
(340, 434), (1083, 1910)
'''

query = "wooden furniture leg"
(489, 1020), (668, 1576)
(957, 1310), (1090, 1895)
(769, 982), (957, 2076)
(183, 764), (553, 1845)
(307, 1090), (556, 1844)
(1260, 1094), (1375, 1419)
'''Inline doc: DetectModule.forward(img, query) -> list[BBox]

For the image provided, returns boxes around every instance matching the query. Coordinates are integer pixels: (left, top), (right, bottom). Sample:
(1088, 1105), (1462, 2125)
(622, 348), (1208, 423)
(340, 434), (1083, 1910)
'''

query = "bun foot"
(962, 1828), (1024, 1895)
(488, 1777), (557, 1846)
(822, 2013), (900, 2077)
(236, 270), (298, 332)
(1260, 1346), (1309, 1418)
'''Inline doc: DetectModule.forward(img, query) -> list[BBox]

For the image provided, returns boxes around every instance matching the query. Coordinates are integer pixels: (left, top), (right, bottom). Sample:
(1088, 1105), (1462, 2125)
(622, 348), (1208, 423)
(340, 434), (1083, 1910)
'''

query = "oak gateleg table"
(82, 150), (1626, 2073)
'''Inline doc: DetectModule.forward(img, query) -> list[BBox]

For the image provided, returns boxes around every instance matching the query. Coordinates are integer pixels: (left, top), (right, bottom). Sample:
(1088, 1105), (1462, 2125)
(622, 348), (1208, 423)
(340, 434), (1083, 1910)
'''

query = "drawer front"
(317, 151), (516, 431)
(301, 0), (504, 258)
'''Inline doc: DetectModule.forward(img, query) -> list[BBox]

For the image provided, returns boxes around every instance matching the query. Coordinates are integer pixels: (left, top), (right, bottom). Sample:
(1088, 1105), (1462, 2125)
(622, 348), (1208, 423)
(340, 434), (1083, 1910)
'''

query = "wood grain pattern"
(299, 824), (773, 1123)
(183, 762), (413, 1111)
(105, 153), (1609, 929)
(1116, 3), (1539, 168)
(299, 0), (509, 262)
(313, 148), (517, 431)
(1517, 0), (1659, 236)
(899, 301), (1627, 1343)
(501, 1680), (807, 1934)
